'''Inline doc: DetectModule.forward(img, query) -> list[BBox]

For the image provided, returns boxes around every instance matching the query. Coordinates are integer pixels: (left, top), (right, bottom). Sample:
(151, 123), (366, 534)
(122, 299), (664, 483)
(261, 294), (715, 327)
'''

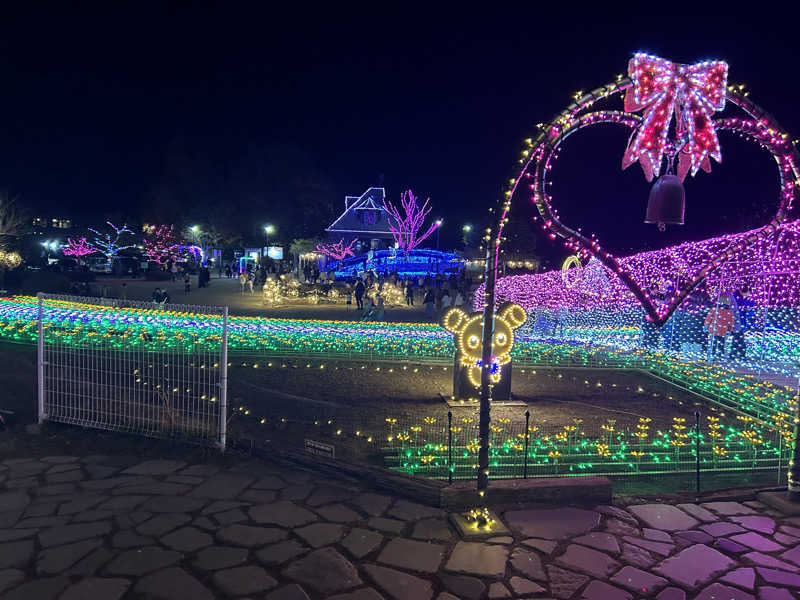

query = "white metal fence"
(37, 293), (229, 449)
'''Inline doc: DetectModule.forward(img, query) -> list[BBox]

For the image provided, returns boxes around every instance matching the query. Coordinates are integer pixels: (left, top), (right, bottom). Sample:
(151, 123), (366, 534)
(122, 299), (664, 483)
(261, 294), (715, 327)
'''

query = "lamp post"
(435, 219), (443, 250)
(462, 224), (472, 248)
(264, 224), (275, 262)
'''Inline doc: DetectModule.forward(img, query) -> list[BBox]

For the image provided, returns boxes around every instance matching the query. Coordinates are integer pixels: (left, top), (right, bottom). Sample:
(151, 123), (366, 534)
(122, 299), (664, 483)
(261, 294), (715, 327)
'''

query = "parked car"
(87, 258), (112, 273)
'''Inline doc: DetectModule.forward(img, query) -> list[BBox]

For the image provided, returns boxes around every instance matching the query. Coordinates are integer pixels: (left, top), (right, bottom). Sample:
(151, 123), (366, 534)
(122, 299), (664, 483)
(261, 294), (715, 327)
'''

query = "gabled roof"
(326, 187), (394, 236)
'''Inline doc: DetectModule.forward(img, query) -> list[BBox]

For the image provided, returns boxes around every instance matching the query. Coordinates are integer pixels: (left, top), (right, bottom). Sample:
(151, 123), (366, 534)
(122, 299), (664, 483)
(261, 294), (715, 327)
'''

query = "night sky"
(1, 6), (798, 259)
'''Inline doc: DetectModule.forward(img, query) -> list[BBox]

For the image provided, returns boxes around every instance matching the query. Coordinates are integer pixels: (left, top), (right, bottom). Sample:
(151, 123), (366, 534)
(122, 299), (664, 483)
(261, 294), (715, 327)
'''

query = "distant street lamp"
(264, 224), (275, 261)
(462, 224), (473, 248)
(435, 219), (443, 249)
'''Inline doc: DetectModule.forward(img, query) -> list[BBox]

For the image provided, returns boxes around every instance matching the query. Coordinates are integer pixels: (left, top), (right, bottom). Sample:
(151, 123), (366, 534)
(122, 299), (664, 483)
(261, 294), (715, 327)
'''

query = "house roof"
(326, 187), (394, 237)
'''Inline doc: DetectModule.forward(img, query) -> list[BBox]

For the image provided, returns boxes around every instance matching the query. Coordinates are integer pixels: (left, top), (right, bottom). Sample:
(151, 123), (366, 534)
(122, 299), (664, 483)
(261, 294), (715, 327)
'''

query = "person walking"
(247, 272), (255, 294)
(704, 293), (735, 360)
(441, 288), (452, 313)
(375, 296), (386, 321)
(184, 273), (191, 295)
(405, 279), (414, 306)
(730, 287), (753, 360)
(239, 271), (248, 294)
(454, 288), (464, 307)
(224, 264), (232, 279)
(170, 263), (178, 282)
(423, 287), (435, 321)
(354, 278), (365, 310)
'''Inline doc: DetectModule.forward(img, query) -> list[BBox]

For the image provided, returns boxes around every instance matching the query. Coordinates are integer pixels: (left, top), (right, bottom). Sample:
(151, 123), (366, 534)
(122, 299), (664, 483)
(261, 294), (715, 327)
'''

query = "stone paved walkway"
(2, 452), (800, 600)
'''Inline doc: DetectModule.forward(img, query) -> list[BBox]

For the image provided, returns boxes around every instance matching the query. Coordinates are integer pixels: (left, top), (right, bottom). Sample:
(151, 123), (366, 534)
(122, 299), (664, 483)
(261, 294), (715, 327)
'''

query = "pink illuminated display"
(144, 225), (182, 265)
(478, 219), (800, 313)
(622, 54), (728, 182)
(383, 190), (440, 251)
(493, 54), (800, 326)
(62, 237), (96, 259)
(316, 238), (357, 260)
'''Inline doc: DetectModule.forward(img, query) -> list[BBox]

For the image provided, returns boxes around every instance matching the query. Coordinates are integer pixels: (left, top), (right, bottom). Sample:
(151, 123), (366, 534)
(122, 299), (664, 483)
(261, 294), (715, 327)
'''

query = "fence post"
(37, 293), (45, 424)
(219, 306), (229, 451)
(695, 410), (701, 501)
(524, 410), (530, 479)
(448, 411), (453, 485)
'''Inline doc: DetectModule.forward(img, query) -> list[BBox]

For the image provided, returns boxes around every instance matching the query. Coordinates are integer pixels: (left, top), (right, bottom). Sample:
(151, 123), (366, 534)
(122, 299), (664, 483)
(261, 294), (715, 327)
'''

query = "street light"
(264, 224), (275, 261)
(435, 219), (443, 250)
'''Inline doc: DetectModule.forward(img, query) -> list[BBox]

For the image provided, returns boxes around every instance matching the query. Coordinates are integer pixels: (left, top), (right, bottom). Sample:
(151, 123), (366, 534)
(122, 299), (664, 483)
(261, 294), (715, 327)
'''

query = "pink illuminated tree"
(143, 225), (182, 265)
(62, 237), (96, 262)
(382, 190), (440, 251)
(316, 238), (357, 260)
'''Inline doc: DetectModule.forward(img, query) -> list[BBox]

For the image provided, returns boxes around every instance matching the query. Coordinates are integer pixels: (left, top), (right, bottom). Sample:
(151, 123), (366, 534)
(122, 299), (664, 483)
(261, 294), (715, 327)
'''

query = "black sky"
(1, 5), (798, 255)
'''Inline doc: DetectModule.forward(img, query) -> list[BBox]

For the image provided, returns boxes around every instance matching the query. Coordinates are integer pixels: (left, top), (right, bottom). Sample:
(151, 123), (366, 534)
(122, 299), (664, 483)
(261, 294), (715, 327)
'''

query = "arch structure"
(493, 59), (800, 326)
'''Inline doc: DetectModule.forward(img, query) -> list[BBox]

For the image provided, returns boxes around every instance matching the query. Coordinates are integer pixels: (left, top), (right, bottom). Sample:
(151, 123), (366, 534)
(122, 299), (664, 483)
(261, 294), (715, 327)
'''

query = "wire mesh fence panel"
(37, 293), (228, 448)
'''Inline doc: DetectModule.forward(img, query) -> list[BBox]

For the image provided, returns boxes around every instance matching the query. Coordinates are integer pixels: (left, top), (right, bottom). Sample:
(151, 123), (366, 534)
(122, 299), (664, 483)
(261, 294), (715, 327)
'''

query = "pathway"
(2, 445), (799, 599)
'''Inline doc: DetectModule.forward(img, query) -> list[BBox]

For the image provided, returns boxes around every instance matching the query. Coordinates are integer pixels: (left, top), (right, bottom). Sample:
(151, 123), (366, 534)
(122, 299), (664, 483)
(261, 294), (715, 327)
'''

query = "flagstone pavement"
(1, 453), (800, 600)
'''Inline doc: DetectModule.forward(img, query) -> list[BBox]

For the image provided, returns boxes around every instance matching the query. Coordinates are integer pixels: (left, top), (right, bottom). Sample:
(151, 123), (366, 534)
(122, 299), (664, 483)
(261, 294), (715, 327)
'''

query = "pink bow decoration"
(622, 53), (728, 181)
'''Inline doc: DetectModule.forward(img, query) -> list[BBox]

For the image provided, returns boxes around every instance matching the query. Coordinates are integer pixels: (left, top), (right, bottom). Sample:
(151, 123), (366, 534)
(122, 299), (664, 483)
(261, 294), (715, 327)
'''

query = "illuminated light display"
(62, 237), (96, 259)
(490, 54), (800, 326)
(481, 219), (800, 313)
(88, 222), (136, 261)
(143, 225), (182, 265)
(443, 303), (527, 388)
(383, 190), (441, 251)
(262, 277), (283, 305)
(622, 54), (729, 182)
(2, 295), (796, 479)
(325, 248), (464, 278)
(316, 238), (357, 260)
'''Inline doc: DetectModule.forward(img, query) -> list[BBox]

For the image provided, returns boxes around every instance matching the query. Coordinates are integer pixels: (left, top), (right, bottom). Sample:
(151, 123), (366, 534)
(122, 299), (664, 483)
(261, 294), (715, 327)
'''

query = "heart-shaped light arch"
(494, 77), (800, 326)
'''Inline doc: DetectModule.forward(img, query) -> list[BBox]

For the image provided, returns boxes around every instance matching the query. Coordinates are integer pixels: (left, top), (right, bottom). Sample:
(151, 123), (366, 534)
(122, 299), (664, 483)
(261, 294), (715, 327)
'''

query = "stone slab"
(193, 546), (249, 571)
(581, 580), (631, 600)
(213, 565), (277, 596)
(627, 504), (698, 531)
(654, 544), (734, 589)
(134, 566), (214, 600)
(104, 546), (182, 576)
(59, 577), (130, 600)
(250, 501), (318, 527)
(191, 473), (254, 500)
(283, 547), (362, 595)
(445, 541), (508, 578)
(611, 565), (669, 594)
(504, 507), (600, 540)
(693, 583), (754, 600)
(556, 543), (620, 578)
(363, 563), (433, 600)
(256, 540), (309, 566)
(720, 567), (755, 590)
(342, 528), (383, 559)
(216, 524), (287, 547)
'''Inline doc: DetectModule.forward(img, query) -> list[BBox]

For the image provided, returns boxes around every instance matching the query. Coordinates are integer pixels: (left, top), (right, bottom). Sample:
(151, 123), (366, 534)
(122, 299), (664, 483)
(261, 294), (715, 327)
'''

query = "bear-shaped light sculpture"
(442, 303), (527, 401)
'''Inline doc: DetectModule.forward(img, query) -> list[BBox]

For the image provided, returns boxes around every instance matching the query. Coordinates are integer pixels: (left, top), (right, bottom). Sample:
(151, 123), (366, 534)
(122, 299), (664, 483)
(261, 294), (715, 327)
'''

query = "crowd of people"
(341, 270), (473, 322)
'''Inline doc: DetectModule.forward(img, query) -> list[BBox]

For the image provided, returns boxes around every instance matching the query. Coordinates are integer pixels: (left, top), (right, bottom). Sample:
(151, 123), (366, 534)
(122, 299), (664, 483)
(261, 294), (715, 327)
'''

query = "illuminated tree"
(0, 193), (27, 288)
(383, 190), (440, 251)
(88, 222), (135, 261)
(62, 237), (96, 262)
(143, 225), (182, 265)
(316, 238), (357, 260)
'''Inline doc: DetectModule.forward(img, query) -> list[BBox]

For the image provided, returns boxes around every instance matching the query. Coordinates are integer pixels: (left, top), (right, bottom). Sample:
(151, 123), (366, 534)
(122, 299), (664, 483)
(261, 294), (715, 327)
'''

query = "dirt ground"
(92, 275), (439, 322)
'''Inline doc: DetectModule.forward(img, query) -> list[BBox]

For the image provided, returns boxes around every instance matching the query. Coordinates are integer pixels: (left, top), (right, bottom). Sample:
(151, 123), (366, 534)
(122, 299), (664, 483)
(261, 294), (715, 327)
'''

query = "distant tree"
(0, 193), (27, 288)
(88, 222), (136, 261)
(316, 238), (357, 260)
(383, 190), (440, 251)
(62, 237), (97, 263)
(143, 225), (182, 265)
